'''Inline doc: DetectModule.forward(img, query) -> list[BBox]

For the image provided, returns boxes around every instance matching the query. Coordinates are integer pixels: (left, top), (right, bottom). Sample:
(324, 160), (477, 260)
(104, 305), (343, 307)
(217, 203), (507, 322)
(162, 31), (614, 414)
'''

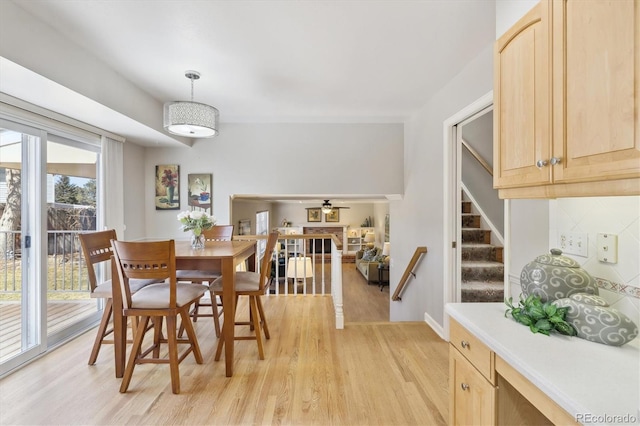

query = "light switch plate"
(559, 232), (588, 257)
(597, 233), (618, 263)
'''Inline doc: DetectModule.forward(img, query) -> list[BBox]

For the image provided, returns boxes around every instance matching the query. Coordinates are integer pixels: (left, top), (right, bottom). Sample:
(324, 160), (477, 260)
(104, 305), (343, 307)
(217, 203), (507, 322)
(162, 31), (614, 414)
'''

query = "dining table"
(111, 239), (257, 378)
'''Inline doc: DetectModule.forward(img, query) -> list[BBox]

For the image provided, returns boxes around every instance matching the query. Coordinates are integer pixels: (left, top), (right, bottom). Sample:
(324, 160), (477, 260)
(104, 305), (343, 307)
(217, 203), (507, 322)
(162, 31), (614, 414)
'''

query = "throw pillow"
(362, 248), (377, 261)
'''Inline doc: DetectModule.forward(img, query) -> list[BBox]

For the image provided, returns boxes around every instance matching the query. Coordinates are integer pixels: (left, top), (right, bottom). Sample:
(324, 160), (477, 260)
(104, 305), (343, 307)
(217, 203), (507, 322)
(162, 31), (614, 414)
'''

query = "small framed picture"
(325, 209), (339, 222)
(155, 164), (180, 210)
(187, 173), (212, 213)
(307, 208), (321, 222)
(238, 219), (251, 235)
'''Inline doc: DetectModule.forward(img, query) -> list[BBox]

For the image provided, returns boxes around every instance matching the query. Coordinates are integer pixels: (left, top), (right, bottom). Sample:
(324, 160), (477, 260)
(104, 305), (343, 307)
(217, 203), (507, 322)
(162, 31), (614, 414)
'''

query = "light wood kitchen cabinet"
(494, 0), (640, 198)
(450, 346), (496, 425)
(449, 319), (496, 425)
(449, 318), (576, 425)
(550, 0), (640, 184)
(494, 1), (550, 190)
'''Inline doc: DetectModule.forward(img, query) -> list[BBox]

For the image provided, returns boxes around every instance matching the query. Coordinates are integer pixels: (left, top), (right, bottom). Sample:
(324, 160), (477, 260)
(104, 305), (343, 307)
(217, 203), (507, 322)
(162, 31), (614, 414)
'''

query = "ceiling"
(3, 1), (495, 204)
(10, 0), (495, 142)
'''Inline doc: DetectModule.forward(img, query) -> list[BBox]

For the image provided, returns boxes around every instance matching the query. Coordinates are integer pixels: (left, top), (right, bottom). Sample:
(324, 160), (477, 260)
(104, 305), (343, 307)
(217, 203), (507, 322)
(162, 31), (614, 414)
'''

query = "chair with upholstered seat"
(211, 231), (279, 361)
(176, 224), (234, 337)
(78, 229), (160, 365)
(111, 239), (207, 394)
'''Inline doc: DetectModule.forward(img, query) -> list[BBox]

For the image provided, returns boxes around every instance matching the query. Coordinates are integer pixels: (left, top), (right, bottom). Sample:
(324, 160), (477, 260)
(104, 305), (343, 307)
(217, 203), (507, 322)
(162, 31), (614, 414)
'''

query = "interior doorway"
(443, 92), (507, 308)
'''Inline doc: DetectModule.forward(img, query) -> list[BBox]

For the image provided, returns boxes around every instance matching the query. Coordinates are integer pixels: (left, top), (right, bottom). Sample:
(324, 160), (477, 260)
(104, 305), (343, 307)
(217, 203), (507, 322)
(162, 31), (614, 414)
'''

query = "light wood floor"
(0, 265), (448, 425)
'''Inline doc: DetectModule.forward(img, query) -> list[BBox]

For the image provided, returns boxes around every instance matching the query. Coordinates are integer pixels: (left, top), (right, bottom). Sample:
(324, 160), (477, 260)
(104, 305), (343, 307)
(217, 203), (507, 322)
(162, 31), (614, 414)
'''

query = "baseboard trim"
(424, 311), (444, 339)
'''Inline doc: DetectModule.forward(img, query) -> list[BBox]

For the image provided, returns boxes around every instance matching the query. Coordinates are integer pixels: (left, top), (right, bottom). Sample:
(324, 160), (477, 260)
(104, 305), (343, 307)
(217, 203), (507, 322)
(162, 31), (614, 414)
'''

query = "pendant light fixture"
(163, 70), (219, 138)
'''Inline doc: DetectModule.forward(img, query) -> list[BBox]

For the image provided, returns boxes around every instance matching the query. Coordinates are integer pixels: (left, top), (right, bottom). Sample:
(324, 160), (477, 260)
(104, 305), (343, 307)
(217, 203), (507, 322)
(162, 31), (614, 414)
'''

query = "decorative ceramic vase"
(520, 248), (598, 302)
(191, 231), (205, 249)
(554, 293), (638, 346)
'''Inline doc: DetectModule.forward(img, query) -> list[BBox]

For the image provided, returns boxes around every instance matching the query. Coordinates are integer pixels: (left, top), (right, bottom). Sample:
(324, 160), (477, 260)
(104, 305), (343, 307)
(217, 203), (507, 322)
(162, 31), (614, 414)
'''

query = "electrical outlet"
(597, 233), (618, 263)
(558, 232), (588, 257)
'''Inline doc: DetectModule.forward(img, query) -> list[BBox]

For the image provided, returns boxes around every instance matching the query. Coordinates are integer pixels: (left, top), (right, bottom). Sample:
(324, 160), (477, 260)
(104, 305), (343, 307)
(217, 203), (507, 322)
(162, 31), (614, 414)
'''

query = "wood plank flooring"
(0, 265), (448, 425)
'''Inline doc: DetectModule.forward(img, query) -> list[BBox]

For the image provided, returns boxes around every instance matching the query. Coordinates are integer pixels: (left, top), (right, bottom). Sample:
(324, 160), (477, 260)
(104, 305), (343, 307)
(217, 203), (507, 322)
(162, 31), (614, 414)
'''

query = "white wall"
(495, 0), (539, 37)
(372, 203), (390, 247)
(549, 197), (640, 323)
(394, 42), (494, 325)
(142, 123), (403, 240)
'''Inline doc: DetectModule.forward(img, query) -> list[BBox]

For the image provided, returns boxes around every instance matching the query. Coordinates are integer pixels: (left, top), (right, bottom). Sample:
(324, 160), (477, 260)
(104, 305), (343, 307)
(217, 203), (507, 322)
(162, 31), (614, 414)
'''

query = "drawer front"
(450, 319), (495, 383)
(449, 346), (496, 426)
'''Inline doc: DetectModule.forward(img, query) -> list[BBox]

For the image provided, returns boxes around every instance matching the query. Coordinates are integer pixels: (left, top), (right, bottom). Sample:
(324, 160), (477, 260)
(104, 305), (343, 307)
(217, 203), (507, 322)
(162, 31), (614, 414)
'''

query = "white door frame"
(442, 91), (495, 314)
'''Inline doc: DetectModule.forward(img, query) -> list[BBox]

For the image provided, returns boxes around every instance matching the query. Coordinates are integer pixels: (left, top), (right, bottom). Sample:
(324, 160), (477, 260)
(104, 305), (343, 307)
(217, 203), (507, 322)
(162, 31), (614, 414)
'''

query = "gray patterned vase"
(554, 293), (639, 346)
(520, 248), (598, 302)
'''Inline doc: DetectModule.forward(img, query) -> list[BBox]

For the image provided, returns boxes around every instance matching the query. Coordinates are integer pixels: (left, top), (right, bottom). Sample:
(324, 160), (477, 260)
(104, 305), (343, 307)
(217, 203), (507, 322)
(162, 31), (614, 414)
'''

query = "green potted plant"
(504, 294), (576, 336)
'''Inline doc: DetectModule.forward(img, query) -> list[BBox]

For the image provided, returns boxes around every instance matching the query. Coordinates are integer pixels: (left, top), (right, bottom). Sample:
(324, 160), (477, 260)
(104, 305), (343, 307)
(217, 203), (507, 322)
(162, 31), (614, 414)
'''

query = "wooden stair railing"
(461, 138), (492, 177)
(391, 246), (428, 301)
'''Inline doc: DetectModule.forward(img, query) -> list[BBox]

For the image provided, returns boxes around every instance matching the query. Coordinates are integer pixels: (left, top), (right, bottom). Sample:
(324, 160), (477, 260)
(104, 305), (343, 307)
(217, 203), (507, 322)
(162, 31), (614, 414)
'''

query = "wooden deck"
(0, 300), (96, 363)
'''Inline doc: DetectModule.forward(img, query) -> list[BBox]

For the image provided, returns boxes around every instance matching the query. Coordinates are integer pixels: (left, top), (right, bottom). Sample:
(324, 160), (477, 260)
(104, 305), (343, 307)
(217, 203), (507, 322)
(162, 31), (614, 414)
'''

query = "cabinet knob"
(536, 159), (548, 169)
(461, 383), (470, 391)
(550, 157), (562, 165)
(460, 340), (470, 349)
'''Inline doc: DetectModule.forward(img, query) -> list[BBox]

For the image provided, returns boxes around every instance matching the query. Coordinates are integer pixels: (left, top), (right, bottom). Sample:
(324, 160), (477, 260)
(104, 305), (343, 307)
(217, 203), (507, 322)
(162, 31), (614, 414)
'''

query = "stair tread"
(461, 243), (499, 248)
(461, 281), (505, 289)
(461, 260), (504, 267)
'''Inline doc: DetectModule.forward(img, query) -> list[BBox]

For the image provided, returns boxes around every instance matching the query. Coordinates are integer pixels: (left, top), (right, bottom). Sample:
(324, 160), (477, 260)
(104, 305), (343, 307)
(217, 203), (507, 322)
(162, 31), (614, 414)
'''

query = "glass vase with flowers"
(177, 210), (216, 249)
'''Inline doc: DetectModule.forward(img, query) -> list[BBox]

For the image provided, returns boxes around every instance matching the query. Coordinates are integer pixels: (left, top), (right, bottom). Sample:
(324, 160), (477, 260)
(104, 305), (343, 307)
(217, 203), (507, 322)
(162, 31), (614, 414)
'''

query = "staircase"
(461, 199), (504, 303)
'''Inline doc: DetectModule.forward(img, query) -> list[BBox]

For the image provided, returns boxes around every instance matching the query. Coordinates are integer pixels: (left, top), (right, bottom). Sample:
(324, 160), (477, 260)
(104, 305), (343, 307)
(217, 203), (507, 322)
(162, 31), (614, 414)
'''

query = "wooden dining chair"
(78, 229), (160, 365)
(111, 239), (207, 394)
(176, 224), (233, 337)
(211, 231), (279, 361)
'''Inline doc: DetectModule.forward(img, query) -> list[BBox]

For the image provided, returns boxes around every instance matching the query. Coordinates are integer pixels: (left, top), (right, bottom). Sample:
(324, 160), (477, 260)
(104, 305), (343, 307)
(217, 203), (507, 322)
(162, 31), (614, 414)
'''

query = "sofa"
(355, 247), (389, 284)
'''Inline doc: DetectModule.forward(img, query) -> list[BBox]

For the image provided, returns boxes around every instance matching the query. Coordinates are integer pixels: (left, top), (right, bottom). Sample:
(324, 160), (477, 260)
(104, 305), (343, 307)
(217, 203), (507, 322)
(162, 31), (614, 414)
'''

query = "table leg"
(111, 257), (126, 378)
(221, 258), (236, 377)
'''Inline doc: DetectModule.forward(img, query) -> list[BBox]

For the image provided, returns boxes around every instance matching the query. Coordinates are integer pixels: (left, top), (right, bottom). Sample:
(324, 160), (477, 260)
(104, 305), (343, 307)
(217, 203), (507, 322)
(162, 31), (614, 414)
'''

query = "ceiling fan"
(304, 200), (351, 213)
(320, 199), (350, 214)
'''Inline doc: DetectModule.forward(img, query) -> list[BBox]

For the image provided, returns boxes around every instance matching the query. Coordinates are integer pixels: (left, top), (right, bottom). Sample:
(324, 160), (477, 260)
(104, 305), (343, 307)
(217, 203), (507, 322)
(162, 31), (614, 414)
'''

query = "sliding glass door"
(0, 119), (102, 375)
(46, 138), (101, 342)
(0, 123), (43, 373)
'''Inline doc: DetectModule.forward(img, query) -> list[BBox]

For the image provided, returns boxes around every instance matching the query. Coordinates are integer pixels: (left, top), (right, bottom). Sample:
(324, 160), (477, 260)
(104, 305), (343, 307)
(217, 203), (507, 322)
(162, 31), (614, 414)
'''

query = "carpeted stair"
(461, 200), (504, 303)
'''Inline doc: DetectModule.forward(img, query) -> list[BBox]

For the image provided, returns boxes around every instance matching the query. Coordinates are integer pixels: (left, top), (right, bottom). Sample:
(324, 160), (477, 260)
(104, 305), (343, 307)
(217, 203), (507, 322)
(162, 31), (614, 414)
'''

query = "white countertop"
(446, 302), (640, 425)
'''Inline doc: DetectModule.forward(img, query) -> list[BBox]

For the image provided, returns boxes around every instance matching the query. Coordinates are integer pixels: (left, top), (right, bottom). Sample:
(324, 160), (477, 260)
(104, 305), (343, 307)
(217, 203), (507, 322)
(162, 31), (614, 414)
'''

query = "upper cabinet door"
(494, 2), (551, 189)
(552, 0), (640, 183)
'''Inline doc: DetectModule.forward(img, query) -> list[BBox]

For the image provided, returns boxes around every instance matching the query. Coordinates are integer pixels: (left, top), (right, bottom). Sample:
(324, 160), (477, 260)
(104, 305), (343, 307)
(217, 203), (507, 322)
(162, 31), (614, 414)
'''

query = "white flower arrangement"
(177, 210), (216, 236)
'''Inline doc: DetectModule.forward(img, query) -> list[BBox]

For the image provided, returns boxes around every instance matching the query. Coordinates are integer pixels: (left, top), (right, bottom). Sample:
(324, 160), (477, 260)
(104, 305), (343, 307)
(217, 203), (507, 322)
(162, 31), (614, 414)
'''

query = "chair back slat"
(259, 232), (280, 293)
(203, 225), (234, 242)
(78, 229), (118, 292)
(111, 240), (177, 309)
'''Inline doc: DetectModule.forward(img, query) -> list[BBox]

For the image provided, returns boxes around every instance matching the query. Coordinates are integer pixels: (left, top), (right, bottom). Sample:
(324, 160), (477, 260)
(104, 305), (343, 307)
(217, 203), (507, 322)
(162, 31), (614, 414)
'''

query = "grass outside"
(0, 253), (90, 301)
